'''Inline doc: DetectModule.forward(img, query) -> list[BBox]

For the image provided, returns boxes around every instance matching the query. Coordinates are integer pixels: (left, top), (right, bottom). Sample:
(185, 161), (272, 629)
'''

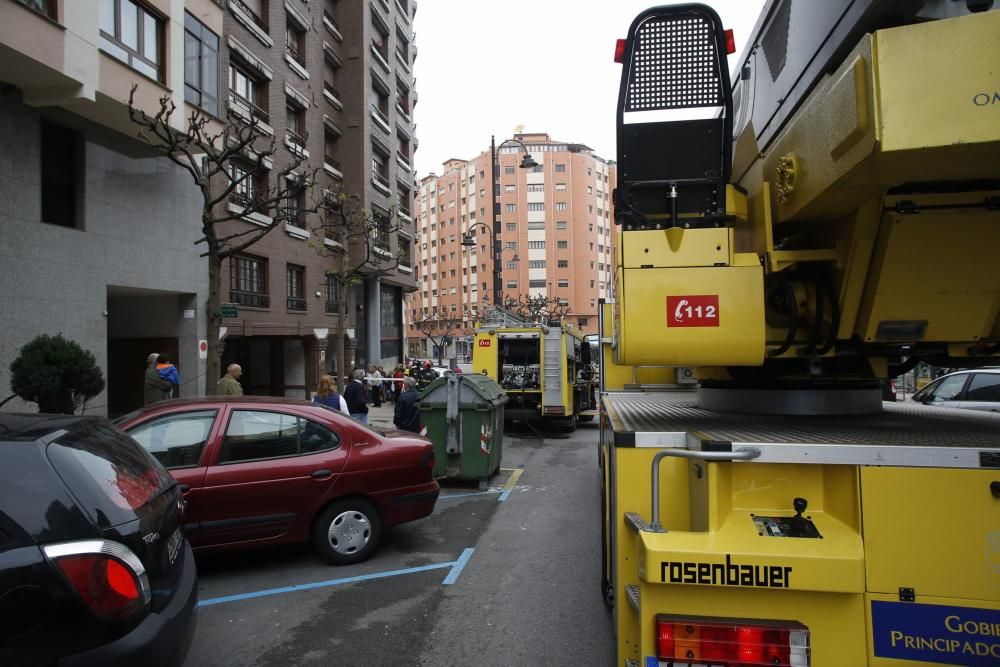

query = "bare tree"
(498, 294), (572, 324)
(310, 191), (405, 389)
(127, 87), (327, 394)
(410, 306), (482, 365)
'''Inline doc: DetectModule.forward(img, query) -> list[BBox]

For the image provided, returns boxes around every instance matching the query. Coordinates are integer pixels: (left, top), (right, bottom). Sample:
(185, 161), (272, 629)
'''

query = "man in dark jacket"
(393, 376), (421, 433)
(143, 353), (172, 405)
(343, 368), (369, 424)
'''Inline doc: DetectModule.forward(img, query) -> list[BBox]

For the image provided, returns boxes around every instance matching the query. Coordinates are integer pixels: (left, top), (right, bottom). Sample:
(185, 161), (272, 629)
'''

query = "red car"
(116, 397), (438, 564)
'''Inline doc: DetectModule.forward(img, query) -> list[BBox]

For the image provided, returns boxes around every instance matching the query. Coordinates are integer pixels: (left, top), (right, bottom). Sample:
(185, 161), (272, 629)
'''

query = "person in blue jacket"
(155, 354), (180, 398)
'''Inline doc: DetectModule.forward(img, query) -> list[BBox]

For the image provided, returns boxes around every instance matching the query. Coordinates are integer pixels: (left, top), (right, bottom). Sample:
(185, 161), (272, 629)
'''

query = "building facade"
(0, 0), (222, 416)
(214, 0), (418, 394)
(407, 133), (617, 361)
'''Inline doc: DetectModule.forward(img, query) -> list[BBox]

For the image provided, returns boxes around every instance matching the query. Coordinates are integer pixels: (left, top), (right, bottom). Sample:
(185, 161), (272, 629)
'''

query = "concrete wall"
(0, 92), (208, 415)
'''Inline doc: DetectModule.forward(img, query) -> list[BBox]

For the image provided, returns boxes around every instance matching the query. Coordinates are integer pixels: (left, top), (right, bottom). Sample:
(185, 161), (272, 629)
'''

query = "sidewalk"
(366, 402), (395, 428)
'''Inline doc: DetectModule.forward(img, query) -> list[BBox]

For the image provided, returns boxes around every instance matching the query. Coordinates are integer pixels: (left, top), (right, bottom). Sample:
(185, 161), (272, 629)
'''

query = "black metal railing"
(325, 301), (341, 314)
(231, 0), (268, 31)
(285, 41), (304, 66)
(287, 296), (306, 311)
(229, 191), (258, 209)
(286, 128), (307, 148)
(231, 290), (269, 308)
(229, 90), (269, 124)
(371, 169), (390, 190)
(325, 156), (341, 170)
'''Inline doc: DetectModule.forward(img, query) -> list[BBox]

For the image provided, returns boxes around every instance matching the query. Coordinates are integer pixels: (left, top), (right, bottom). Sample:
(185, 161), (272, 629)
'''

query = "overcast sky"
(411, 0), (767, 177)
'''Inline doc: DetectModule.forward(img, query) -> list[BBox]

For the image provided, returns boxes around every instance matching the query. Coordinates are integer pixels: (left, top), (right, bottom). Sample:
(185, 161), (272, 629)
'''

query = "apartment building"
(407, 133), (617, 361)
(0, 0), (223, 416)
(218, 0), (418, 394)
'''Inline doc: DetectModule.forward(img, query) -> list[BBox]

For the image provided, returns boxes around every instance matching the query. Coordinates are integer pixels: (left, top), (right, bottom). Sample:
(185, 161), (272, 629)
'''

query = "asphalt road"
(183, 412), (613, 666)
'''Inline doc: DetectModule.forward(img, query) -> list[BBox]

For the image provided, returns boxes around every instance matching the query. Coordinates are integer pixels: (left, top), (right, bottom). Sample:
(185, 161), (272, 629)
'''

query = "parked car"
(0, 413), (197, 666)
(115, 397), (439, 564)
(911, 367), (1000, 412)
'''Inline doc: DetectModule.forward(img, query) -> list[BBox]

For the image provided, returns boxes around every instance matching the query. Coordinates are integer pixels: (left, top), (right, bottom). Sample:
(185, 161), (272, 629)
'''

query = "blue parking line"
(199, 559), (456, 607)
(498, 488), (513, 502)
(442, 548), (474, 585)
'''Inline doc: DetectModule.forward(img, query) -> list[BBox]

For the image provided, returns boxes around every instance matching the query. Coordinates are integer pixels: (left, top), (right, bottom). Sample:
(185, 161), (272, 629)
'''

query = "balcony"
(231, 290), (269, 308)
(323, 81), (343, 109)
(228, 90), (269, 124)
(370, 104), (390, 133)
(322, 10), (342, 40)
(371, 169), (391, 192)
(231, 0), (268, 31)
(324, 156), (341, 171)
(285, 42), (304, 67)
(396, 150), (411, 171)
(286, 127), (307, 149)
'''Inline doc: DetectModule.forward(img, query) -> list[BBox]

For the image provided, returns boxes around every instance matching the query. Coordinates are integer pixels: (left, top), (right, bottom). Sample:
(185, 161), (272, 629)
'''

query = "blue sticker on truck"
(871, 600), (1000, 666)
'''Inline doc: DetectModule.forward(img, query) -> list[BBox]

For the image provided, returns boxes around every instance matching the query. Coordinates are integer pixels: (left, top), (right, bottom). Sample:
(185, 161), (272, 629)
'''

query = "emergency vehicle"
(601, 2), (1000, 665)
(472, 312), (596, 430)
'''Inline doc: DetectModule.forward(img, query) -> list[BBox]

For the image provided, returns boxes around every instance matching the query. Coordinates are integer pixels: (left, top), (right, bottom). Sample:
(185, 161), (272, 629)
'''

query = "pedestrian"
(143, 352), (172, 405)
(379, 365), (390, 403)
(155, 354), (180, 398)
(312, 374), (349, 415)
(344, 368), (369, 424)
(392, 364), (405, 402)
(393, 376), (422, 434)
(216, 363), (243, 396)
(367, 364), (382, 407)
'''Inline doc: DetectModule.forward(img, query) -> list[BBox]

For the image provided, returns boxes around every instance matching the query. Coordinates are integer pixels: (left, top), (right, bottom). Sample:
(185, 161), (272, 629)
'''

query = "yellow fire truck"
(472, 313), (596, 431)
(602, 2), (1000, 666)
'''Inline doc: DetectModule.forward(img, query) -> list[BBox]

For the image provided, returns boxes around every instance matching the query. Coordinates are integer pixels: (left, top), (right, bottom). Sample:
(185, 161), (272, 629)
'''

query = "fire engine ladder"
(542, 328), (564, 409)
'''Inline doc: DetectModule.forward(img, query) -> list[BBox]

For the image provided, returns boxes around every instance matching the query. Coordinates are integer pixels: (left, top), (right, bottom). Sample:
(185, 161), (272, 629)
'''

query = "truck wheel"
(313, 499), (382, 565)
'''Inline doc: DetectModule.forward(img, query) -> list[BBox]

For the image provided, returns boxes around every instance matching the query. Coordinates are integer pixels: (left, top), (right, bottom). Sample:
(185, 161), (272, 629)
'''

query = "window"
(505, 203), (516, 213)
(373, 207), (391, 251)
(100, 0), (163, 81)
(556, 202), (568, 211)
(286, 264), (305, 311)
(555, 164), (566, 173)
(555, 183), (567, 191)
(966, 374), (1000, 402)
(578, 318), (589, 327)
(229, 61), (268, 123)
(505, 184), (515, 193)
(507, 281), (518, 289)
(128, 410), (218, 469)
(558, 279), (569, 287)
(529, 280), (546, 288)
(16, 0), (56, 19)
(506, 241), (517, 250)
(506, 223), (517, 232)
(285, 15), (305, 66)
(40, 121), (81, 229)
(506, 261), (517, 270)
(528, 260), (546, 269)
(231, 254), (269, 308)
(324, 129), (340, 169)
(527, 203), (544, 211)
(527, 183), (544, 193)
(528, 241), (545, 249)
(371, 20), (389, 61)
(587, 186), (593, 195)
(557, 241), (569, 249)
(286, 99), (306, 148)
(504, 166), (515, 175)
(326, 274), (340, 314)
(228, 161), (260, 207)
(558, 260), (568, 268)
(219, 411), (341, 463)
(556, 221), (567, 230)
(399, 238), (412, 268)
(371, 84), (390, 126)
(183, 13), (219, 115)
(372, 145), (390, 190)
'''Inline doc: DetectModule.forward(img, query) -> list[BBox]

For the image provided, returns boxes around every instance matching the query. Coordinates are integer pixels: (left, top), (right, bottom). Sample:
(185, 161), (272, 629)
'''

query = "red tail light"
(614, 38), (626, 63)
(44, 540), (150, 619)
(725, 28), (736, 54)
(656, 615), (810, 666)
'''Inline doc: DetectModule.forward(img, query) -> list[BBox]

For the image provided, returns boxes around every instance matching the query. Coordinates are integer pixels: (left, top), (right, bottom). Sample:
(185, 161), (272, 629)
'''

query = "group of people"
(143, 353), (423, 434)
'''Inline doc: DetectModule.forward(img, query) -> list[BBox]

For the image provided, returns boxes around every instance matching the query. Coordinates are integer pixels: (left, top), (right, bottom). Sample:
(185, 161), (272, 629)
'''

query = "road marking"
(442, 548), (475, 585)
(437, 490), (500, 500)
(498, 467), (524, 502)
(198, 551), (471, 607)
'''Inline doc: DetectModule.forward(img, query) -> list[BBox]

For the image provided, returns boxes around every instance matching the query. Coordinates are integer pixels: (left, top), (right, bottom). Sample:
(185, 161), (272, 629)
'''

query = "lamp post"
(461, 134), (537, 309)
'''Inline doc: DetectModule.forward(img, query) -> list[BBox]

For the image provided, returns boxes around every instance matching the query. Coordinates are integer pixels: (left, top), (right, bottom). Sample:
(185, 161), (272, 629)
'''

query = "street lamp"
(466, 134), (538, 309)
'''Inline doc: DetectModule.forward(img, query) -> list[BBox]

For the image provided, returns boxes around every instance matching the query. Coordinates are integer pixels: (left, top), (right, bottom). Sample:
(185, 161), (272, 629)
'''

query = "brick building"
(407, 133), (616, 361)
(217, 0), (418, 394)
(0, 0), (223, 416)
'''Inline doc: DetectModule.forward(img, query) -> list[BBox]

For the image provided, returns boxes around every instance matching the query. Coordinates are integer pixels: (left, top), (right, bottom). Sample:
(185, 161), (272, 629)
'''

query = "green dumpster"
(418, 373), (507, 484)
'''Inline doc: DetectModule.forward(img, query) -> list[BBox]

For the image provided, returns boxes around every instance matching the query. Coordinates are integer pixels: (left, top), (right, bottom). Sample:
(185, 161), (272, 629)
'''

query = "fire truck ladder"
(542, 328), (564, 410)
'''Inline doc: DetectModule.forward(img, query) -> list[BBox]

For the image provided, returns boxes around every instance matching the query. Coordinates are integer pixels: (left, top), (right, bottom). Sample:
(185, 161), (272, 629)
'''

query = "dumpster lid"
(418, 373), (507, 406)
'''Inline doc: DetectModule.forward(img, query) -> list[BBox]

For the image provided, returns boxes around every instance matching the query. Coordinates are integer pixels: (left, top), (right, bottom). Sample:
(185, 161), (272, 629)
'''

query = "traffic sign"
(220, 303), (238, 318)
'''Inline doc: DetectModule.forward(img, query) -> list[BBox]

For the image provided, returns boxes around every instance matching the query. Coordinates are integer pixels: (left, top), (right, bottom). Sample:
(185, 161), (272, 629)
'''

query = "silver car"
(911, 368), (1000, 413)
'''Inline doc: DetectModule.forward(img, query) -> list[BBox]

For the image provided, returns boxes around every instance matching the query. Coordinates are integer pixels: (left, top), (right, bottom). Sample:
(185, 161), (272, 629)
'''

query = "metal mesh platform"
(603, 392), (1000, 450)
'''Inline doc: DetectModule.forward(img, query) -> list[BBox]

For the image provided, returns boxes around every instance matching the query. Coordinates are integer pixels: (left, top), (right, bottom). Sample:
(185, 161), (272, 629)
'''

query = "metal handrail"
(229, 91), (269, 124)
(646, 447), (761, 533)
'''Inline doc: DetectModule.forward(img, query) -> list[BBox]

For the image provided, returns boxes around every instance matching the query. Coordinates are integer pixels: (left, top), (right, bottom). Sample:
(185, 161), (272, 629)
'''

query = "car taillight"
(656, 615), (810, 666)
(44, 540), (151, 619)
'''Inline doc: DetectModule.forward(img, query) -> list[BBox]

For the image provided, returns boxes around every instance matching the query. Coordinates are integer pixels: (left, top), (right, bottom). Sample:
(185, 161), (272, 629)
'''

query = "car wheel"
(313, 499), (382, 565)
